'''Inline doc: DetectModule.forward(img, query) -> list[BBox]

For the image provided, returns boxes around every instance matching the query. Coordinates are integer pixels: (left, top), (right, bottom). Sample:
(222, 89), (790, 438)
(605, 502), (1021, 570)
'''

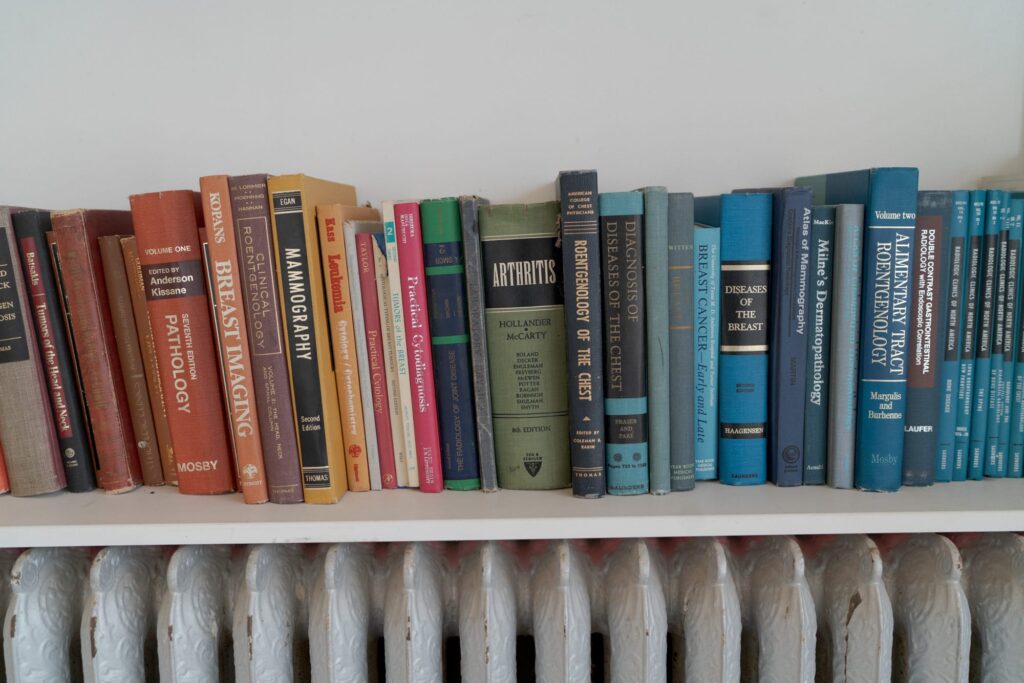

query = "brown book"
(98, 235), (164, 486)
(0, 207), (66, 495)
(120, 236), (177, 484)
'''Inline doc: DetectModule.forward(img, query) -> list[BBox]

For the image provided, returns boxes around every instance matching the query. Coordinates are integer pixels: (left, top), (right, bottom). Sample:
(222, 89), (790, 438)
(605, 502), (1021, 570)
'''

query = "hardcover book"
(371, 231), (406, 488)
(640, 186), (669, 494)
(0, 442), (8, 494)
(557, 171), (605, 498)
(803, 206), (835, 485)
(1001, 198), (1022, 476)
(668, 192), (696, 490)
(13, 211), (96, 491)
(479, 202), (569, 489)
(693, 223), (720, 481)
(985, 196), (1012, 476)
(954, 191), (987, 480)
(420, 198), (480, 490)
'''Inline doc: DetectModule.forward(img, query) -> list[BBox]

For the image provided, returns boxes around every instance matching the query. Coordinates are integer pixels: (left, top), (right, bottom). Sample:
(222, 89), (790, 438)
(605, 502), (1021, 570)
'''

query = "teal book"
(667, 192), (696, 490)
(803, 206), (835, 485)
(985, 197), (1012, 476)
(640, 186), (670, 494)
(1000, 197), (1022, 476)
(600, 192), (649, 494)
(693, 223), (720, 480)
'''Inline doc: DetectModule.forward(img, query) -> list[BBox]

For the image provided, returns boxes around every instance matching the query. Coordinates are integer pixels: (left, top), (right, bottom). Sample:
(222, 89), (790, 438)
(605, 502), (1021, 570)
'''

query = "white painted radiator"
(0, 533), (1020, 682)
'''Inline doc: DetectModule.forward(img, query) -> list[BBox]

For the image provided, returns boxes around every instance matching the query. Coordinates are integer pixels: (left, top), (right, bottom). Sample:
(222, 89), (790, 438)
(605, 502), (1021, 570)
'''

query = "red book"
(129, 191), (234, 495)
(0, 440), (8, 494)
(394, 202), (443, 492)
(356, 229), (397, 489)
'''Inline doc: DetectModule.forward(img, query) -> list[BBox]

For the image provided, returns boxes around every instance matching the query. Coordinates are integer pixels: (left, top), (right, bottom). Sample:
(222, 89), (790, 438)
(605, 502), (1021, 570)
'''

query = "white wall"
(2, 0), (1022, 210)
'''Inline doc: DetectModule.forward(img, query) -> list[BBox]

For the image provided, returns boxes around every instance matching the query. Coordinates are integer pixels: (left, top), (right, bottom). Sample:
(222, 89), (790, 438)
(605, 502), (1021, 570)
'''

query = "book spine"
(129, 192), (235, 495)
(0, 441), (8, 494)
(827, 205), (863, 488)
(201, 178), (270, 503)
(693, 225), (720, 480)
(601, 192), (649, 495)
(227, 175), (303, 504)
(558, 171), (605, 498)
(902, 192), (949, 486)
(459, 196), (498, 491)
(668, 193), (696, 490)
(420, 198), (480, 490)
(640, 186), (669, 494)
(803, 206), (836, 485)
(373, 232), (407, 488)
(480, 201), (569, 489)
(98, 235), (164, 486)
(935, 191), (969, 482)
(317, 206), (370, 492)
(718, 194), (772, 485)
(985, 199), (1011, 476)
(954, 191), (987, 480)
(13, 215), (96, 491)
(1001, 199), (1022, 476)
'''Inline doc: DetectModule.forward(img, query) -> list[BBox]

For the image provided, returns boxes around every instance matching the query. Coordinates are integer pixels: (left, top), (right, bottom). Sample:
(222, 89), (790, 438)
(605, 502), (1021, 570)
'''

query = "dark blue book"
(797, 168), (919, 492)
(557, 170), (605, 498)
(803, 206), (835, 485)
(902, 191), (951, 486)
(985, 197), (1012, 476)
(693, 222), (720, 480)
(640, 186), (670, 494)
(667, 192), (696, 490)
(1000, 197), (1022, 476)
(935, 191), (969, 482)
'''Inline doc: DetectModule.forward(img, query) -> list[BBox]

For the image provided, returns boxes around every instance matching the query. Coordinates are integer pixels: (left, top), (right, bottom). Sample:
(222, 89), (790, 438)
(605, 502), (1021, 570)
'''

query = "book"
(227, 174), (303, 504)
(0, 441), (8, 494)
(420, 198), (480, 491)
(935, 191), (970, 482)
(826, 204), (864, 489)
(1001, 198), (1022, 476)
(479, 202), (569, 489)
(52, 209), (143, 493)
(798, 168), (919, 492)
(12, 211), (96, 492)
(373, 230), (409, 488)
(668, 192), (696, 490)
(954, 191), (987, 480)
(902, 191), (951, 486)
(693, 223), (720, 481)
(317, 203), (380, 493)
(639, 186), (669, 494)
(97, 235), (164, 486)
(0, 208), (65, 496)
(128, 191), (234, 495)
(266, 175), (356, 503)
(557, 171), (605, 498)
(200, 177), (270, 504)
(985, 196), (1012, 476)
(803, 206), (836, 485)
(600, 192), (649, 495)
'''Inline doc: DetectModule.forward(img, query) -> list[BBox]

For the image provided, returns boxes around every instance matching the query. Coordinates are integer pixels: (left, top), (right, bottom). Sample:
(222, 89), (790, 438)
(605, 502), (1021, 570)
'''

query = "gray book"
(826, 204), (864, 488)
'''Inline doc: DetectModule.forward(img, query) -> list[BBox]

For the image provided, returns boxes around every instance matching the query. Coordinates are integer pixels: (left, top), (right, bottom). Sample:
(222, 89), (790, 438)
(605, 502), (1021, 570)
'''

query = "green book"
(479, 202), (570, 489)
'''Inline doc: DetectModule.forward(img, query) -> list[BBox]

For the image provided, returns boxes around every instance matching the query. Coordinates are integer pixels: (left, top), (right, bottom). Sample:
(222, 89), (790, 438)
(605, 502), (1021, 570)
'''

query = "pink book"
(394, 201), (443, 492)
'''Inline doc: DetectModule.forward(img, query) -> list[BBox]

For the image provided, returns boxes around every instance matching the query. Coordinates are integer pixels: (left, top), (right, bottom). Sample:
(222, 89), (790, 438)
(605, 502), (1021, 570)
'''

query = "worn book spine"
(557, 171), (605, 498)
(480, 201), (569, 489)
(420, 198), (480, 490)
(935, 191), (969, 482)
(52, 209), (143, 492)
(803, 206), (835, 485)
(0, 442), (8, 494)
(0, 210), (65, 496)
(600, 192), (649, 495)
(954, 191), (987, 480)
(201, 177), (270, 503)
(668, 192), (696, 490)
(1000, 198), (1022, 476)
(985, 198), (1012, 476)
(98, 235), (164, 486)
(227, 174), (303, 503)
(693, 224), (720, 481)
(639, 186), (669, 494)
(459, 196), (498, 491)
(827, 205), (864, 488)
(902, 191), (950, 486)
(129, 191), (234, 495)
(13, 211), (96, 491)
(374, 231), (409, 488)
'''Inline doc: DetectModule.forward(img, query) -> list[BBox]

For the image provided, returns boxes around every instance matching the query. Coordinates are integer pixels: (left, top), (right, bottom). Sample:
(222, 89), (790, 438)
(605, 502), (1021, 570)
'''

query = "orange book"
(317, 203), (379, 491)
(200, 176), (270, 504)
(0, 440), (9, 494)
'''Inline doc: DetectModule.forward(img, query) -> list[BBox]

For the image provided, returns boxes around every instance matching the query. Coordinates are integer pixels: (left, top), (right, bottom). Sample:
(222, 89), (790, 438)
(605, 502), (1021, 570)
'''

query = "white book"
(373, 233), (408, 488)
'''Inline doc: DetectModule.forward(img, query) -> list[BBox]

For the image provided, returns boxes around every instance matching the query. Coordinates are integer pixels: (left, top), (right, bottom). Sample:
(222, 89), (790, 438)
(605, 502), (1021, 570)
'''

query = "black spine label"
(0, 228), (30, 364)
(720, 263), (769, 353)
(943, 236), (965, 361)
(976, 233), (998, 360)
(961, 235), (982, 360)
(483, 238), (561, 309)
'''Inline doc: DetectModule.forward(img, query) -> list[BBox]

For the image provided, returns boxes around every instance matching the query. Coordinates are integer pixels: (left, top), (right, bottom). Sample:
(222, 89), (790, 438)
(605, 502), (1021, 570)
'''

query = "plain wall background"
(2, 0), (1022, 209)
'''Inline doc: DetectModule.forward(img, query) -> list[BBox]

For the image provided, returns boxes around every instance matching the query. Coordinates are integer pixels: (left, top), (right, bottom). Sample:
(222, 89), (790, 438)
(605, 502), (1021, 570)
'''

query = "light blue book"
(693, 223), (720, 480)
(640, 186), (671, 494)
(1000, 198), (1023, 476)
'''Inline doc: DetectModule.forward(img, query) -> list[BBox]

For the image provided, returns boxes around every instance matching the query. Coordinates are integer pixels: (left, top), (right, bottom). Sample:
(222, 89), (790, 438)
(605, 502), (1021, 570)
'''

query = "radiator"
(1, 533), (1021, 682)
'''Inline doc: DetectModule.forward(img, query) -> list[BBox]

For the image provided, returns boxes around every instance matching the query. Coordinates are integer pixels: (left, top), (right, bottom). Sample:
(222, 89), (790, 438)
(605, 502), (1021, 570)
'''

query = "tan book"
(373, 233), (409, 488)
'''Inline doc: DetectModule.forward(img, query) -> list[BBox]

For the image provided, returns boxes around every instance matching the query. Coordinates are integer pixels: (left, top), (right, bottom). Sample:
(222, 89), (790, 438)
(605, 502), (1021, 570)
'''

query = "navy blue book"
(640, 186), (670, 494)
(557, 170), (606, 498)
(803, 206), (835, 485)
(692, 222), (720, 481)
(667, 192), (696, 490)
(797, 168), (919, 492)
(902, 191), (951, 486)
(985, 197), (1012, 477)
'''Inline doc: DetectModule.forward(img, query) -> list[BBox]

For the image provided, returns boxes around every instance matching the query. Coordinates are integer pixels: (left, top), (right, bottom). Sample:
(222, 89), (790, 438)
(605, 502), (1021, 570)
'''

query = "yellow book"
(317, 203), (380, 492)
(267, 175), (356, 503)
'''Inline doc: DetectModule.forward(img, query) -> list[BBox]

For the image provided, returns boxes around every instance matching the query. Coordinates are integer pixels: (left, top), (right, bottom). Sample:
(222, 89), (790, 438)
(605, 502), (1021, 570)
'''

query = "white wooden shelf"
(0, 478), (1022, 547)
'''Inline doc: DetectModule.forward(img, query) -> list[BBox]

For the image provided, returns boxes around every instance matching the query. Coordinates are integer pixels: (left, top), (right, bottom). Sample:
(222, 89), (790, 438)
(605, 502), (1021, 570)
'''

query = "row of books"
(0, 168), (1021, 503)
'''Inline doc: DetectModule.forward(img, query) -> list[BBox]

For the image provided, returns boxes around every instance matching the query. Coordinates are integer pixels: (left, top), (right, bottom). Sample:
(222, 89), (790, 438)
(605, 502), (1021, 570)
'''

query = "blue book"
(600, 192), (648, 495)
(953, 191), (987, 480)
(797, 168), (919, 492)
(985, 197), (1012, 476)
(969, 190), (1004, 478)
(667, 192), (696, 490)
(641, 186), (671, 494)
(803, 206), (835, 485)
(1001, 197), (1023, 476)
(902, 191), (951, 486)
(692, 222), (720, 480)
(935, 191), (969, 482)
